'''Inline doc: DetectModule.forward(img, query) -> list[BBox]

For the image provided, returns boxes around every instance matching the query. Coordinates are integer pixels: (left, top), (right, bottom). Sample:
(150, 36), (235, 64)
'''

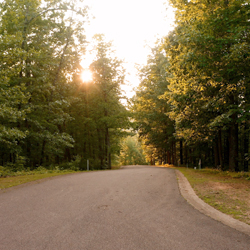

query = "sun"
(81, 69), (93, 82)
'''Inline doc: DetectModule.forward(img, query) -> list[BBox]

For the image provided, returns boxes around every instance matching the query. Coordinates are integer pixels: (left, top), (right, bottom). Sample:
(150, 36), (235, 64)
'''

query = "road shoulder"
(176, 169), (250, 237)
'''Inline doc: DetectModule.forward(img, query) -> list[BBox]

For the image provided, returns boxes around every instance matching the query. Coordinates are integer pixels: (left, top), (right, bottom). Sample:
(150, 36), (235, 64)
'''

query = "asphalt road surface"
(0, 165), (250, 250)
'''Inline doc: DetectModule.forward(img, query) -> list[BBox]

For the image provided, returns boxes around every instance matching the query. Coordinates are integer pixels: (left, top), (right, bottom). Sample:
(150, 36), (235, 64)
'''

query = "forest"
(0, 0), (250, 173)
(0, 0), (131, 171)
(133, 0), (250, 172)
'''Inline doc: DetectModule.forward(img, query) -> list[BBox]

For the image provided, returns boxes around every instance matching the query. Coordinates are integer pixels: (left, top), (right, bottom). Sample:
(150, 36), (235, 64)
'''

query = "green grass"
(0, 165), (123, 191)
(176, 167), (250, 184)
(0, 170), (81, 190)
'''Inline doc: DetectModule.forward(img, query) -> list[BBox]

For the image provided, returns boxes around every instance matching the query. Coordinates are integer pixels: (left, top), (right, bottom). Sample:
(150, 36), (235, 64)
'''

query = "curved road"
(0, 165), (250, 249)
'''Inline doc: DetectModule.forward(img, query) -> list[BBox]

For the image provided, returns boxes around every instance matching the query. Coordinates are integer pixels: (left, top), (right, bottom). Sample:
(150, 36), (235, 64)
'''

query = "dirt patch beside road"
(196, 180), (250, 225)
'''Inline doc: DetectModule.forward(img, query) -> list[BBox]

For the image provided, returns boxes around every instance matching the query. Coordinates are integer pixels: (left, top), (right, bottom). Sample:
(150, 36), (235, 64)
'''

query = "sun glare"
(81, 0), (175, 97)
(81, 69), (93, 82)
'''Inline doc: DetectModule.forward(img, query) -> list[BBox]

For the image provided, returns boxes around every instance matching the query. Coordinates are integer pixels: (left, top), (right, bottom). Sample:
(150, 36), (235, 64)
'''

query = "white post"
(87, 159), (89, 171)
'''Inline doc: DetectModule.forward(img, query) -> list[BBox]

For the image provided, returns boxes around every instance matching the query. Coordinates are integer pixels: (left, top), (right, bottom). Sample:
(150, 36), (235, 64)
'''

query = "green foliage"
(119, 135), (147, 165)
(59, 155), (82, 171)
(64, 34), (131, 170)
(0, 166), (12, 178)
(131, 1), (250, 171)
(132, 42), (176, 165)
(162, 0), (250, 170)
(166, 0), (250, 130)
(0, 0), (88, 168)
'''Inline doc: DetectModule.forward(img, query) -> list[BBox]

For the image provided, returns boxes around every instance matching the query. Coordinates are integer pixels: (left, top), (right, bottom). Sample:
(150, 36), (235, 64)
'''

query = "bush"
(0, 166), (12, 178)
(59, 156), (81, 171)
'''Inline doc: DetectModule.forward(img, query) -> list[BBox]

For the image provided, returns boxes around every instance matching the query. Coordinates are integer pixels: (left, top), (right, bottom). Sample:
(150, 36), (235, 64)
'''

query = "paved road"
(0, 166), (250, 250)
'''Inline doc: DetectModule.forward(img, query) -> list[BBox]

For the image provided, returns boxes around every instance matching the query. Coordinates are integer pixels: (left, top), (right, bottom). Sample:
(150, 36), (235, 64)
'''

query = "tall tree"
(65, 34), (130, 170)
(132, 43), (176, 165)
(163, 0), (250, 170)
(89, 34), (130, 169)
(0, 0), (88, 168)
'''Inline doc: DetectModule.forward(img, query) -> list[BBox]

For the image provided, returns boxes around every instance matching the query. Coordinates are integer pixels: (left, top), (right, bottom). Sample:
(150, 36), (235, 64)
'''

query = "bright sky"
(79, 0), (175, 98)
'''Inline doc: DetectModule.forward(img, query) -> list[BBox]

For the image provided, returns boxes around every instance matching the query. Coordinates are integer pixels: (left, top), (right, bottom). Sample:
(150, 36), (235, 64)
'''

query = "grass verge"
(175, 166), (250, 225)
(0, 170), (81, 190)
(0, 165), (122, 191)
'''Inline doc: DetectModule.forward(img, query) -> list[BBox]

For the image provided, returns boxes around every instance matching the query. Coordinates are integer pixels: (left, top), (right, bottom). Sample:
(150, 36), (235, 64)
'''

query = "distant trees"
(0, 0), (129, 170)
(66, 35), (130, 169)
(119, 135), (147, 166)
(132, 0), (250, 171)
(132, 44), (176, 165)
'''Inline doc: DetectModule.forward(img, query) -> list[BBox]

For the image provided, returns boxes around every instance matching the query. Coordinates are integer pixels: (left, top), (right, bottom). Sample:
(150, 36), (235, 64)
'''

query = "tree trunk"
(224, 130), (229, 169)
(214, 138), (219, 168)
(172, 141), (176, 165)
(150, 155), (155, 165)
(40, 140), (46, 166)
(105, 126), (111, 169)
(167, 151), (171, 164)
(180, 140), (183, 165)
(189, 148), (193, 167)
(229, 114), (239, 171)
(163, 149), (167, 164)
(218, 129), (224, 170)
(244, 122), (249, 172)
(64, 147), (71, 162)
(184, 145), (188, 165)
(97, 128), (104, 168)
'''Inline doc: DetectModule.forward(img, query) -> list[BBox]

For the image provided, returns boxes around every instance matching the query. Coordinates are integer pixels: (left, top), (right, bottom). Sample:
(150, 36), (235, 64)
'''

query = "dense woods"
(133, 0), (250, 171)
(1, 0), (250, 172)
(0, 0), (129, 171)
